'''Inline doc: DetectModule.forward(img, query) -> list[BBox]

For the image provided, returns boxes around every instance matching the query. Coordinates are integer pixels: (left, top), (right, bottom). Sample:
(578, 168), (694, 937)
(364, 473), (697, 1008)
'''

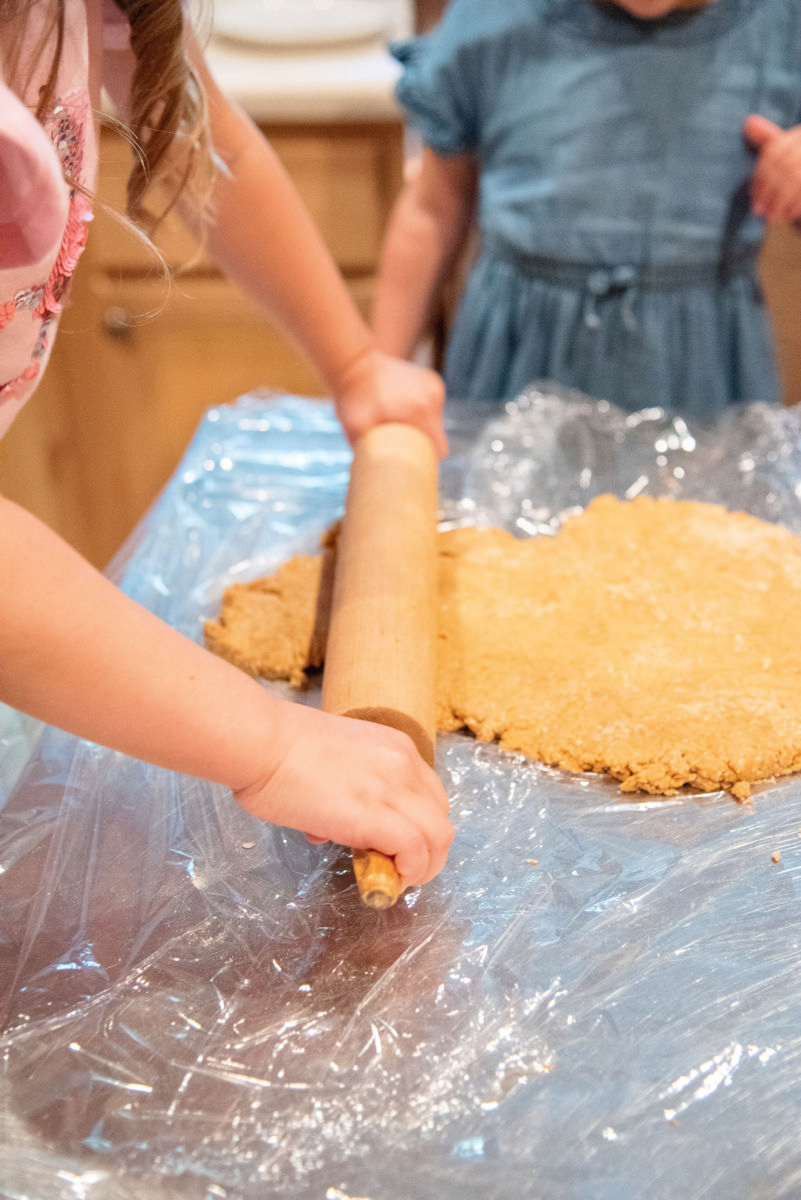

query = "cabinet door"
(90, 122), (404, 276)
(760, 224), (801, 409)
(266, 123), (403, 272)
(75, 271), (374, 567)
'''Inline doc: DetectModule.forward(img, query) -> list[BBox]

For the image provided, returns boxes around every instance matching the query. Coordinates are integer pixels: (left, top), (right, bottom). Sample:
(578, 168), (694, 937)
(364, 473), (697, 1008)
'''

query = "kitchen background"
(0, 0), (797, 570)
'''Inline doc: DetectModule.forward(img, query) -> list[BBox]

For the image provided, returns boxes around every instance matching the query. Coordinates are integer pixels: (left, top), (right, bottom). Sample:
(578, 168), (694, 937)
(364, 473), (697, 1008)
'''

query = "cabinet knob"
(102, 306), (133, 341)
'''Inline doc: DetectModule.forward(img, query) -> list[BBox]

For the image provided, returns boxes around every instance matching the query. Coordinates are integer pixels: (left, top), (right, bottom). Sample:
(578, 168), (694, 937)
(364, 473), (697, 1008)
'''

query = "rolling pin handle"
(352, 848), (405, 910)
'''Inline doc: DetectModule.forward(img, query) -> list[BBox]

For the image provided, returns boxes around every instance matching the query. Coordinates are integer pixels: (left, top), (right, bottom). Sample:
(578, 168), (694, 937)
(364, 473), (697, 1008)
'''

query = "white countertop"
(206, 39), (403, 123)
(206, 0), (412, 124)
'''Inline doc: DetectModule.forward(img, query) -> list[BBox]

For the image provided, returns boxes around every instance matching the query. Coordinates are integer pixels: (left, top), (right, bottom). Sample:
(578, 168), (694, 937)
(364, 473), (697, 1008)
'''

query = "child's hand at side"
(743, 115), (801, 223)
(331, 346), (448, 459)
(232, 701), (453, 889)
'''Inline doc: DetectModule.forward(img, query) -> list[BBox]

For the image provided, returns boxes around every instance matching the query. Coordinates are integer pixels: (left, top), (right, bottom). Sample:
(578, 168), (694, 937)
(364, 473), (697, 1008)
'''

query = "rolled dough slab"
(204, 495), (801, 798)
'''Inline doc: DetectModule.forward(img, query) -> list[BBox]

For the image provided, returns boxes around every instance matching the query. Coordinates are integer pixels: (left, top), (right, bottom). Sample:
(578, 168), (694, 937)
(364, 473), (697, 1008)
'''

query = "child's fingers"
(235, 706), (453, 885)
(743, 113), (782, 151)
(333, 350), (448, 460)
(417, 409), (449, 460)
(744, 114), (782, 217)
(757, 166), (801, 223)
(348, 785), (454, 886)
(305, 782), (452, 885)
(336, 752), (453, 885)
(380, 803), (452, 887)
(744, 115), (801, 221)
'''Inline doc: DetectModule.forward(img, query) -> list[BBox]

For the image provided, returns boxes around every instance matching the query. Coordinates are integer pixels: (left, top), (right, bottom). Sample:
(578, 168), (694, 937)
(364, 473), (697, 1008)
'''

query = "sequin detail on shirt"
(0, 90), (92, 399)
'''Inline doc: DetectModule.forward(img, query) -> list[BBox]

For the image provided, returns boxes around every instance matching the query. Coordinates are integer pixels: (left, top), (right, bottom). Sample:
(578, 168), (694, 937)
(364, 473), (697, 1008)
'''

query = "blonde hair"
(1, 0), (216, 238)
(111, 0), (215, 236)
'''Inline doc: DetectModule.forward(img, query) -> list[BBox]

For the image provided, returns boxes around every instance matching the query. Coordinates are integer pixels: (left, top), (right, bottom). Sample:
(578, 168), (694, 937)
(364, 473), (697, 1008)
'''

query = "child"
(0, 0), (453, 889)
(372, 0), (801, 417)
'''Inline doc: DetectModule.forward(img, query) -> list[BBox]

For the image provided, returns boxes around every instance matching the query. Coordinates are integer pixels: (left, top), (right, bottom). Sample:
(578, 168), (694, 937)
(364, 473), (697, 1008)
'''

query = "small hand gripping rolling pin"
(321, 421), (440, 908)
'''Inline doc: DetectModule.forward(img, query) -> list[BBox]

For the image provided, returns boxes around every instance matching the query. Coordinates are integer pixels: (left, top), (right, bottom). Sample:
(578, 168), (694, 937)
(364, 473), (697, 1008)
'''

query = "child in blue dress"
(372, 0), (801, 416)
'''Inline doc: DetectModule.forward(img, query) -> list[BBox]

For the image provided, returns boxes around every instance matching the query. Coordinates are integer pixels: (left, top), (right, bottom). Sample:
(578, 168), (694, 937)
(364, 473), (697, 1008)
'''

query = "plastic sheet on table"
(2, 385), (801, 1200)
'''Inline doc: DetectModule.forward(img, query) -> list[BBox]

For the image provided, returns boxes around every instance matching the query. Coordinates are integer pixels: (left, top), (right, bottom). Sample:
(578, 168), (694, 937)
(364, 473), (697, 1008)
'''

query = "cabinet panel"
(91, 122), (403, 276)
(268, 124), (403, 271)
(760, 224), (801, 409)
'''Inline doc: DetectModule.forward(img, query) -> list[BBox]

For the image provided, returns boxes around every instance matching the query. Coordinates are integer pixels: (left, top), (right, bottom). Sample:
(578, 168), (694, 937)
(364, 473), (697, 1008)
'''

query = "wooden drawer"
(93, 121), (403, 276)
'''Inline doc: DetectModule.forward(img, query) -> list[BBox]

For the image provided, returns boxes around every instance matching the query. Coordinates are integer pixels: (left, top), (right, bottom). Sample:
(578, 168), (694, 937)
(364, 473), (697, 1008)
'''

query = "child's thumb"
(743, 113), (782, 150)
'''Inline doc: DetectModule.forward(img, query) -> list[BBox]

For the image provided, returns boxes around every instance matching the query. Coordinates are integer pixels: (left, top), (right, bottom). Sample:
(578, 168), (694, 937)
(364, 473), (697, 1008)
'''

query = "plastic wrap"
(3, 386), (801, 1200)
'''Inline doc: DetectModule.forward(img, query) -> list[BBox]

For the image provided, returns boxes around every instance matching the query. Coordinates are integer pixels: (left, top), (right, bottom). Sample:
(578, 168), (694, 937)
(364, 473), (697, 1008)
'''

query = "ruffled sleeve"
(391, 5), (485, 155)
(0, 80), (69, 272)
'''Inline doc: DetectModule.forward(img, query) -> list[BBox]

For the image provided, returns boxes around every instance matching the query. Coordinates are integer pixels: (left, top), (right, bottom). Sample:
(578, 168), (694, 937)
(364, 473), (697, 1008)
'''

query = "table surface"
(2, 388), (801, 1200)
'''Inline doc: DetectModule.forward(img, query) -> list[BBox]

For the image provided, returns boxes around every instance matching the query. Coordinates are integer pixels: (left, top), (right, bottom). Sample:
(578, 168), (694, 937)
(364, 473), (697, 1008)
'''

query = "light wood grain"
(322, 422), (439, 907)
(760, 224), (801, 409)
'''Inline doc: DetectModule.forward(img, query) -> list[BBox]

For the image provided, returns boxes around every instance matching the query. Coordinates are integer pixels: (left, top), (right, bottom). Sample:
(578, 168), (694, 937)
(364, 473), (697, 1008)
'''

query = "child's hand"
(331, 347), (448, 459)
(743, 115), (801, 223)
(231, 703), (453, 889)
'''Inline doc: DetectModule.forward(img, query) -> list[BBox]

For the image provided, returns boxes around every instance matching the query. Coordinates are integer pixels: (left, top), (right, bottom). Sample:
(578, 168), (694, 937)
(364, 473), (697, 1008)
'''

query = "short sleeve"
(0, 80), (68, 271)
(391, 5), (485, 155)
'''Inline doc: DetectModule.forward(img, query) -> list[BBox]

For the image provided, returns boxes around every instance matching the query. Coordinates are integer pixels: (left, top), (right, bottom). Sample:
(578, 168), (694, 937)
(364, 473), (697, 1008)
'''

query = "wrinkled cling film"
(2, 386), (801, 1200)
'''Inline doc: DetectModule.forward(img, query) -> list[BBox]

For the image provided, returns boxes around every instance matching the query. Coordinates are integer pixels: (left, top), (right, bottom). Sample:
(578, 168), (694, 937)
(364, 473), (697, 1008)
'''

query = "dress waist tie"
(483, 236), (761, 330)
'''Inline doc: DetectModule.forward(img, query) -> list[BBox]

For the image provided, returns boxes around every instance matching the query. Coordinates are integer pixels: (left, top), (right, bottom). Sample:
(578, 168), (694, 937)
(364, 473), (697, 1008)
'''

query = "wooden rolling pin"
(321, 421), (439, 909)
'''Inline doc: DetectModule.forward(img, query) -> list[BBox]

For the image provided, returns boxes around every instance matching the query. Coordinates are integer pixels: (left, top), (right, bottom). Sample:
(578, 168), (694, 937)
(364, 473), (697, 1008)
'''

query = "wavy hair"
(1, 0), (216, 238)
(110, 0), (215, 236)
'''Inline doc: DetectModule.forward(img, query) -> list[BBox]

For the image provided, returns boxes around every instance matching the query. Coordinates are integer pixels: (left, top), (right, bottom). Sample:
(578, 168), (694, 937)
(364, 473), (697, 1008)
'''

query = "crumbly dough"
(203, 554), (325, 688)
(204, 496), (801, 797)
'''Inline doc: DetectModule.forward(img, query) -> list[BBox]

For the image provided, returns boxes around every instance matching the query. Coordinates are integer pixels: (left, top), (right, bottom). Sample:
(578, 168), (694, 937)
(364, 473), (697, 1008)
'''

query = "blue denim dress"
(392, 0), (801, 413)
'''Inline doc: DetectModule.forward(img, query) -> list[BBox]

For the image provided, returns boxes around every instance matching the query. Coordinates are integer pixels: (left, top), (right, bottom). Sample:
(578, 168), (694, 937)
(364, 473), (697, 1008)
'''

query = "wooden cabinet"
(0, 119), (403, 568)
(760, 224), (801, 410)
(414, 0), (446, 31)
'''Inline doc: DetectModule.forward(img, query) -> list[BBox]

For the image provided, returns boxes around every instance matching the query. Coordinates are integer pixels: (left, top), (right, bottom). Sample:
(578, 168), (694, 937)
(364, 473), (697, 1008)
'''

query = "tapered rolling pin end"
(352, 848), (405, 909)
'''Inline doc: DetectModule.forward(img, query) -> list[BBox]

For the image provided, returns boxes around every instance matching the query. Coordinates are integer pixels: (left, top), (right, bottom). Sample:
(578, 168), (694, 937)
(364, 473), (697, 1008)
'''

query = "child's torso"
(415, 0), (801, 264)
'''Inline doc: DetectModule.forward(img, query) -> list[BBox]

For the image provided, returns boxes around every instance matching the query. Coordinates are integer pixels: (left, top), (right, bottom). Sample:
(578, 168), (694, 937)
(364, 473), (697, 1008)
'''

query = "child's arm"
(743, 115), (801, 223)
(177, 47), (447, 457)
(0, 496), (453, 886)
(371, 146), (478, 360)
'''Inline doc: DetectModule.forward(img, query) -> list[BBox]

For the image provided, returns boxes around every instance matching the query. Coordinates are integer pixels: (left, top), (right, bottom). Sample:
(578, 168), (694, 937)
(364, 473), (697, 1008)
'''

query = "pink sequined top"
(0, 0), (133, 437)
